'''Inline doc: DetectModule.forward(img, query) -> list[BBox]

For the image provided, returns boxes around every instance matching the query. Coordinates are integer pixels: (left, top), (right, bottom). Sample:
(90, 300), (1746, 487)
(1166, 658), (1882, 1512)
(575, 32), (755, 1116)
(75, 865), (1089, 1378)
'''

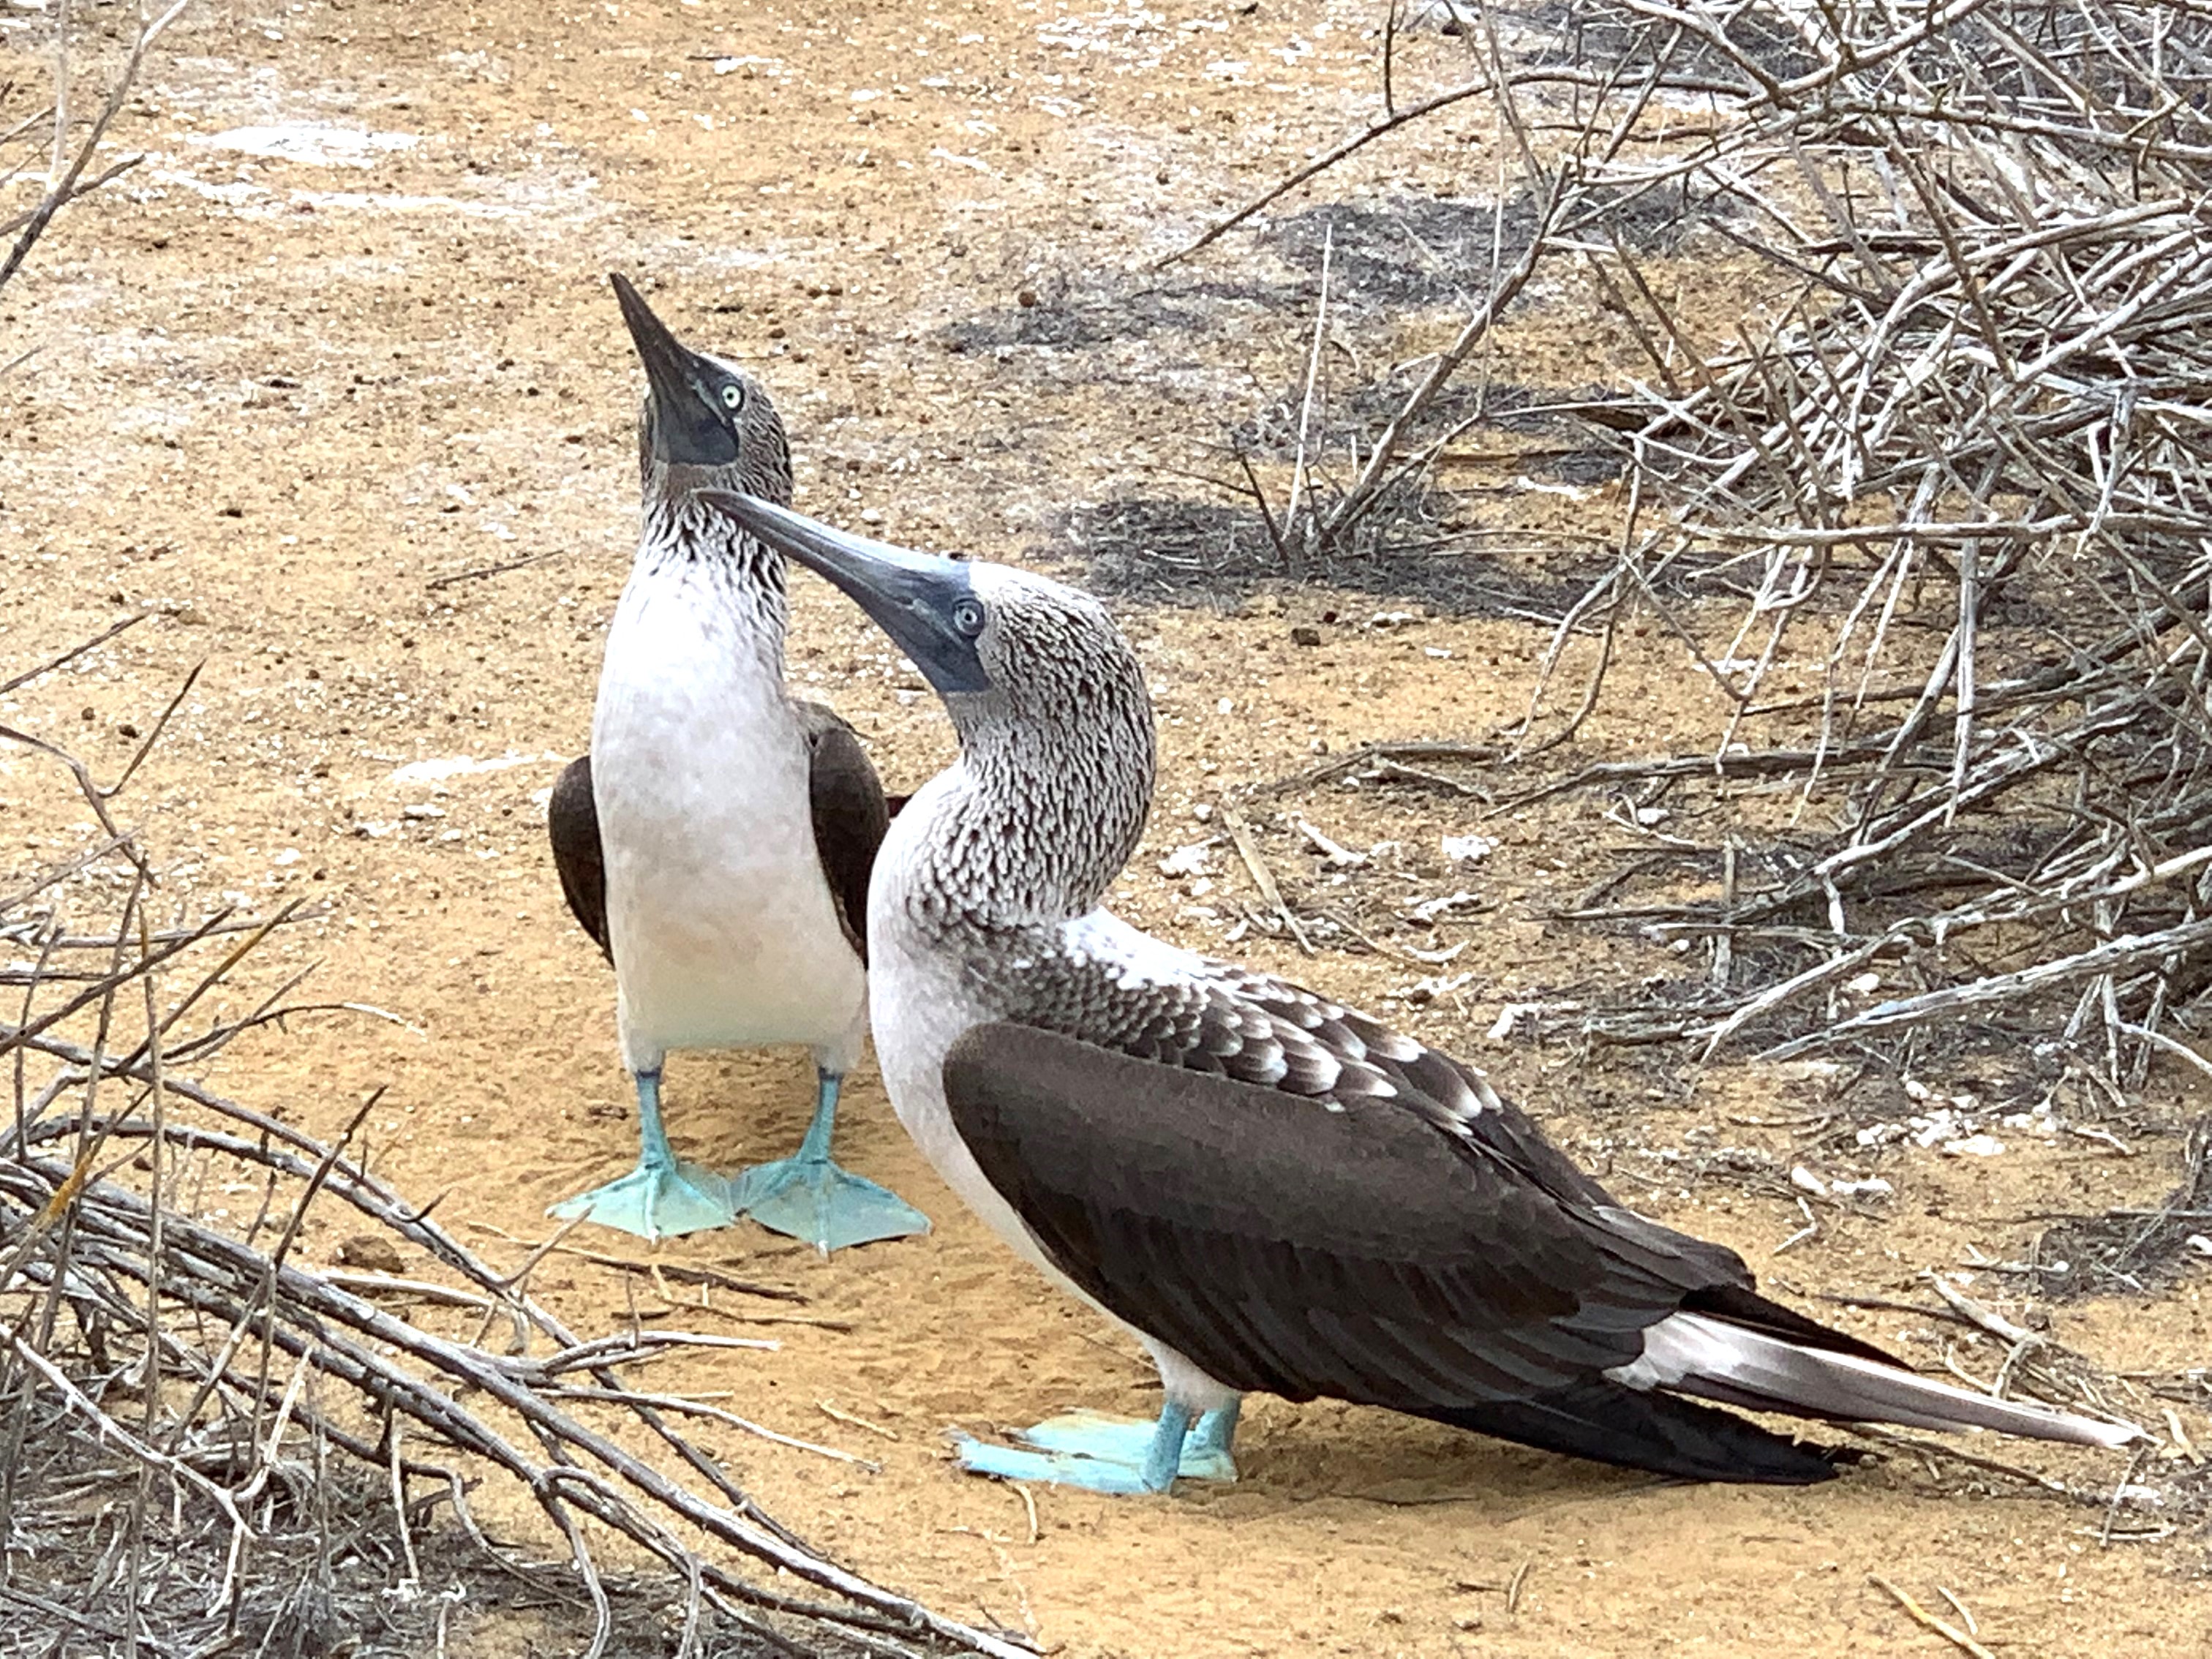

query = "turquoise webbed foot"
(953, 1433), (1170, 1495)
(547, 1154), (734, 1238)
(731, 1154), (931, 1251)
(550, 1067), (737, 1241)
(1015, 1405), (1240, 1483)
(732, 1069), (928, 1252)
(955, 1402), (1239, 1494)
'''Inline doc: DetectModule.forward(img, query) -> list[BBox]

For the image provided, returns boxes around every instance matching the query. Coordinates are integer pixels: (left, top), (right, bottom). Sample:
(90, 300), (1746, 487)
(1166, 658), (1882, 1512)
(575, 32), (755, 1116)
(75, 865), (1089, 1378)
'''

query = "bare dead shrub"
(0, 625), (1024, 1658)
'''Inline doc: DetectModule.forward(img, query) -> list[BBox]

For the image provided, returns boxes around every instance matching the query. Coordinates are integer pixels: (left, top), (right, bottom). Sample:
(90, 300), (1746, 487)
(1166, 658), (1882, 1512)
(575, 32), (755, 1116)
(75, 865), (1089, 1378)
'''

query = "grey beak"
(697, 493), (992, 695)
(611, 274), (739, 467)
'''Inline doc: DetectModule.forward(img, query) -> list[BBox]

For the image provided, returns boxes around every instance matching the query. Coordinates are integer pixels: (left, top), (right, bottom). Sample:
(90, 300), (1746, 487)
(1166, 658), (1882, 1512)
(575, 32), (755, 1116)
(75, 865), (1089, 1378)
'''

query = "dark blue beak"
(696, 493), (993, 695)
(612, 273), (740, 467)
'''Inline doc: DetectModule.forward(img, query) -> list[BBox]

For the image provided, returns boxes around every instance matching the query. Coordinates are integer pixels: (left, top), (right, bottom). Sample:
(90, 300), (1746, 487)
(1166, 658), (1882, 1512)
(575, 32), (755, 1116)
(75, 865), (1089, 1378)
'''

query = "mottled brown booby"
(697, 487), (2142, 1492)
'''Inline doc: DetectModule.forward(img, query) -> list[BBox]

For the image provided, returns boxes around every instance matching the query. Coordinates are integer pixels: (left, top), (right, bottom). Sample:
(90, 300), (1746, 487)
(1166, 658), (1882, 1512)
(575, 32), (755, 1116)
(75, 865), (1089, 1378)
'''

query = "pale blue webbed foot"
(1015, 1405), (1240, 1483)
(731, 1156), (931, 1251)
(549, 1068), (737, 1241)
(952, 1434), (1170, 1495)
(953, 1402), (1239, 1495)
(547, 1155), (735, 1238)
(731, 1069), (929, 1252)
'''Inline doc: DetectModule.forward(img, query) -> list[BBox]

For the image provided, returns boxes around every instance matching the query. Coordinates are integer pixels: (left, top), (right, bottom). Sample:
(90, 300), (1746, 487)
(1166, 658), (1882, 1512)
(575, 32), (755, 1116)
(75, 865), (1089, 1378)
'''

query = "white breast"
(863, 779), (1240, 1412)
(591, 560), (865, 1072)
(862, 813), (1247, 1407)
(862, 775), (1058, 1268)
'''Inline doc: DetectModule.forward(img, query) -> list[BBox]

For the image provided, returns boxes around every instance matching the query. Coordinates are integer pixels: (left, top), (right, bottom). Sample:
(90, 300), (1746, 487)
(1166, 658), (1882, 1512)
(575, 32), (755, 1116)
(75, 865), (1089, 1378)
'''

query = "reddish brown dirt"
(4, 1), (2209, 1654)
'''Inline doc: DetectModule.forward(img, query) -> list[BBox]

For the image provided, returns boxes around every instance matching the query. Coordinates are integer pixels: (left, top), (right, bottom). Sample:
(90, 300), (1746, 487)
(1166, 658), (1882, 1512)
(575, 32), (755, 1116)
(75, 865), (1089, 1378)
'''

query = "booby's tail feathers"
(1619, 1312), (2141, 1449)
(1429, 1382), (1843, 1485)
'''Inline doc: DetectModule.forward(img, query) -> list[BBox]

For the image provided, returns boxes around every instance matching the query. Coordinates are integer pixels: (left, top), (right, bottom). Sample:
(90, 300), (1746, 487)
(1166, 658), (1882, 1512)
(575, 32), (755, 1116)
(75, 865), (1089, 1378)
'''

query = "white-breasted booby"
(540, 276), (928, 1250)
(696, 487), (2143, 1492)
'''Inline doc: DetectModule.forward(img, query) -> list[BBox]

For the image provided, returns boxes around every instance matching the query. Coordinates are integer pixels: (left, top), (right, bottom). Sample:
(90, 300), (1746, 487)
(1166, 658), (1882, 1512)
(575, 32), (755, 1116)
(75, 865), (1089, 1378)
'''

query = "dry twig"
(0, 660), (1026, 1658)
(1, 0), (192, 292)
(1868, 1574), (1998, 1659)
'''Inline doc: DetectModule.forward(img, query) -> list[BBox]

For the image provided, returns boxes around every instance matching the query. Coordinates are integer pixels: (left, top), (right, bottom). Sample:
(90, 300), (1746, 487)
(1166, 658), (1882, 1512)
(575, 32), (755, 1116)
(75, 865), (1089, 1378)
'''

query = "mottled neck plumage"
(635, 489), (791, 675)
(899, 672), (1155, 941)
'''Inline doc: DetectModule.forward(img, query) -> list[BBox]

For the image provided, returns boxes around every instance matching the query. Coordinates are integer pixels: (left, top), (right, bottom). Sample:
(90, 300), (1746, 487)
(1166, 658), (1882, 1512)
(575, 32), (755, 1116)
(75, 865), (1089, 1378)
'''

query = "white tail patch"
(1609, 1312), (2142, 1450)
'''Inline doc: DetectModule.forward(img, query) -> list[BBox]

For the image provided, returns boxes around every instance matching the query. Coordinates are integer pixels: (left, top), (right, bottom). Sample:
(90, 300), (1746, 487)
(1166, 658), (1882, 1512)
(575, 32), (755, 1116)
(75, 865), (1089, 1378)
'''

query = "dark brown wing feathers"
(547, 756), (610, 960)
(964, 953), (1898, 1374)
(941, 1006), (1889, 1482)
(945, 1023), (1715, 1404)
(795, 700), (890, 966)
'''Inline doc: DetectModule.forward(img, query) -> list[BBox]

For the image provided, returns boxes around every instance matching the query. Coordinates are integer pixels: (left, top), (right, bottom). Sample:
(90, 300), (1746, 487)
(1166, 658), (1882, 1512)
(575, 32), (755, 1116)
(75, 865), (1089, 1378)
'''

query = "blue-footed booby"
(541, 276), (928, 1250)
(696, 488), (2143, 1493)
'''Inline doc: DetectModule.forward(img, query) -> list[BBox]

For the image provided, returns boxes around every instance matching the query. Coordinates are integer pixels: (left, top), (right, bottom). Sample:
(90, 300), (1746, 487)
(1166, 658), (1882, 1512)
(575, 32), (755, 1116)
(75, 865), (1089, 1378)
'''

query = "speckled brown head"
(611, 273), (792, 508)
(696, 492), (1158, 925)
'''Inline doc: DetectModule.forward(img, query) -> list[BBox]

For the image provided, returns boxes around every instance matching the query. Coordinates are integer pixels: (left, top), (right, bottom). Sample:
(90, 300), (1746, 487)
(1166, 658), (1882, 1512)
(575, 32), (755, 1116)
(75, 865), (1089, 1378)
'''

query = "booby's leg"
(955, 1402), (1200, 1496)
(1191, 1399), (1241, 1473)
(1011, 1398), (1240, 1483)
(548, 1068), (736, 1240)
(729, 1069), (930, 1252)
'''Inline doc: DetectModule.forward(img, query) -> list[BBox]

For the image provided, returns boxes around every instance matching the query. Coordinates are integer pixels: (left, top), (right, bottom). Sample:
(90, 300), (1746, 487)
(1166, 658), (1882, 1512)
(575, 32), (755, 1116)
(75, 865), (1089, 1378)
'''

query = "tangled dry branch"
(1512, 1), (2212, 1079)
(0, 0), (190, 295)
(0, 627), (1025, 1659)
(1215, 1), (2212, 1085)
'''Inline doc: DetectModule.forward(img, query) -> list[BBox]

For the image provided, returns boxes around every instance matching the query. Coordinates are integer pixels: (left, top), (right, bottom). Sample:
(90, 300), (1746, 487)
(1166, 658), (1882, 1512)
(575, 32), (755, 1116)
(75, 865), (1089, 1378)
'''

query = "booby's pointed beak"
(698, 493), (993, 695)
(611, 273), (740, 467)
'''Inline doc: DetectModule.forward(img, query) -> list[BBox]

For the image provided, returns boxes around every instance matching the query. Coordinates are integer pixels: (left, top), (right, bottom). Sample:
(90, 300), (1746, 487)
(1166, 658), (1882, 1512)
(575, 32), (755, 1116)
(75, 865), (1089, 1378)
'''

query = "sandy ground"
(4, 0), (2211, 1653)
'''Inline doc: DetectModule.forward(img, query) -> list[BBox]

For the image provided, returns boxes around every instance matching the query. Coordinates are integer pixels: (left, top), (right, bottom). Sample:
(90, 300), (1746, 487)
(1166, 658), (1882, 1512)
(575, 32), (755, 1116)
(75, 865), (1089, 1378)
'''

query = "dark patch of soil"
(943, 185), (1731, 364)
(941, 273), (1282, 353)
(2036, 1115), (2212, 1301)
(1058, 492), (1620, 617)
(1235, 377), (1625, 485)
(1497, 0), (1824, 83)
(1266, 187), (1720, 309)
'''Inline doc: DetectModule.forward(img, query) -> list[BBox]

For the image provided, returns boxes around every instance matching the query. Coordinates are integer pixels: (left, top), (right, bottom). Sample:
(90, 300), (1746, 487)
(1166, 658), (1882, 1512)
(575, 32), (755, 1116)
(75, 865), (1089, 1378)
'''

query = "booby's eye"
(951, 599), (986, 637)
(720, 383), (745, 411)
